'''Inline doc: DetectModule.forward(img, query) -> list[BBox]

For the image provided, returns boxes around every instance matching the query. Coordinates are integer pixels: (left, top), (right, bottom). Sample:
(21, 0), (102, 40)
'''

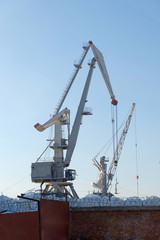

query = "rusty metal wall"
(40, 199), (69, 240)
(0, 211), (39, 240)
(0, 199), (69, 240)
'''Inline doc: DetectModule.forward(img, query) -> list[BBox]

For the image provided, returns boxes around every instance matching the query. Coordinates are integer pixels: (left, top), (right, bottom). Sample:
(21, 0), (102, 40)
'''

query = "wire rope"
(2, 175), (30, 194)
(116, 105), (118, 156)
(93, 107), (130, 159)
(111, 105), (116, 161)
(134, 106), (139, 196)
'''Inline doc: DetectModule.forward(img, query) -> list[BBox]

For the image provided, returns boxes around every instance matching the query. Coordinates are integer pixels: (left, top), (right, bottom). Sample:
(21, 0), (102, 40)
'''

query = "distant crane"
(31, 41), (117, 198)
(92, 103), (135, 196)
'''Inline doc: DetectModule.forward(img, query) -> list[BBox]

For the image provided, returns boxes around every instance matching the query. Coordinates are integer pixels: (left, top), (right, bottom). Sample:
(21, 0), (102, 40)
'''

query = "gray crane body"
(31, 41), (117, 198)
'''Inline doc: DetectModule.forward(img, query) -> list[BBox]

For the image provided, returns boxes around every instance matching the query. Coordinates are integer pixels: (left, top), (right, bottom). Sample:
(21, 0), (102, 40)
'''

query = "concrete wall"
(69, 207), (160, 240)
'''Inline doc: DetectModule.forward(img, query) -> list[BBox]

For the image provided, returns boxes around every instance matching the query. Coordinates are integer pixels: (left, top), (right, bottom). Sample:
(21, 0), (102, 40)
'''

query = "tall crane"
(31, 41), (117, 198)
(92, 103), (135, 196)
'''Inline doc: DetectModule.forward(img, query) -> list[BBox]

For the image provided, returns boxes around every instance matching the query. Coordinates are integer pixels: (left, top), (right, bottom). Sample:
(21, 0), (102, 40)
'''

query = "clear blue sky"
(0, 0), (160, 198)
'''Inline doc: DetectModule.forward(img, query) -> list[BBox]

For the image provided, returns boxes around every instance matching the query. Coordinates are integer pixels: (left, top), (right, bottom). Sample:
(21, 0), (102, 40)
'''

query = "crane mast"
(31, 41), (117, 198)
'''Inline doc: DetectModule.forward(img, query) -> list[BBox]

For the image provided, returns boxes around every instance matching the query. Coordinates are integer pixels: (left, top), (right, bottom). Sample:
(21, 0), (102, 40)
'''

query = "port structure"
(31, 41), (118, 198)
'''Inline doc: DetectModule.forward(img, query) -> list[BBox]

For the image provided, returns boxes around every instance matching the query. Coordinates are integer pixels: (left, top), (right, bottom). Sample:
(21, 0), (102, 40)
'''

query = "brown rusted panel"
(0, 211), (39, 240)
(40, 199), (69, 240)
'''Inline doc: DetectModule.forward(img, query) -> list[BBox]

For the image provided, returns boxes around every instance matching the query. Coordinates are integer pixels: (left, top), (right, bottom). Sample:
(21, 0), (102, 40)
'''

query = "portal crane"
(92, 103), (135, 196)
(31, 41), (117, 198)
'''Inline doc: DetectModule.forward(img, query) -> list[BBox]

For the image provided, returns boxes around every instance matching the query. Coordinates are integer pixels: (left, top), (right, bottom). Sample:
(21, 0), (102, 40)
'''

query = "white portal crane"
(92, 103), (135, 196)
(31, 41), (117, 198)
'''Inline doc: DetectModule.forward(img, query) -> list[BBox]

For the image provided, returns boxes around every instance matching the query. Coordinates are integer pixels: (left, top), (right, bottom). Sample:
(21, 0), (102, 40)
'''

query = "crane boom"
(54, 41), (117, 116)
(64, 58), (96, 166)
(64, 42), (118, 166)
(90, 41), (118, 106)
(54, 43), (91, 114)
(106, 103), (136, 191)
(34, 108), (69, 132)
